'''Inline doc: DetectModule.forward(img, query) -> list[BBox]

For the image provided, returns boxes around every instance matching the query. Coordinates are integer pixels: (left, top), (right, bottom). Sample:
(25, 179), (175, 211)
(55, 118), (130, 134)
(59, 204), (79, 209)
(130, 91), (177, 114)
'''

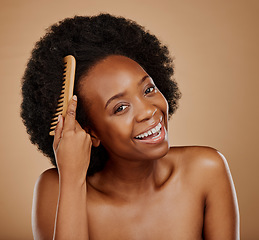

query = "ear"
(85, 127), (100, 147)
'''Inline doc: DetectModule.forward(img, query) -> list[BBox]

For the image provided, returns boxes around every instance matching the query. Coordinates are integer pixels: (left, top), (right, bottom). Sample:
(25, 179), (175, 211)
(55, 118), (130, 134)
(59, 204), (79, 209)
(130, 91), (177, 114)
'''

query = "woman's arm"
(32, 96), (92, 240)
(202, 149), (240, 240)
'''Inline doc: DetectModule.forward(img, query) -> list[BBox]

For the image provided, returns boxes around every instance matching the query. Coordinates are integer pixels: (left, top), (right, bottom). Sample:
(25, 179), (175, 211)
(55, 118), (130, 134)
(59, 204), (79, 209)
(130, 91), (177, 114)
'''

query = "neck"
(88, 155), (173, 201)
(104, 158), (156, 193)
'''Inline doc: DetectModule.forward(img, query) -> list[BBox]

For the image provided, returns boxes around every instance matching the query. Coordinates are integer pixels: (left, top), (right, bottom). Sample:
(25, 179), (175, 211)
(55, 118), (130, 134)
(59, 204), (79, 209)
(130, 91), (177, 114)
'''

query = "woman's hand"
(53, 95), (92, 184)
(32, 96), (91, 240)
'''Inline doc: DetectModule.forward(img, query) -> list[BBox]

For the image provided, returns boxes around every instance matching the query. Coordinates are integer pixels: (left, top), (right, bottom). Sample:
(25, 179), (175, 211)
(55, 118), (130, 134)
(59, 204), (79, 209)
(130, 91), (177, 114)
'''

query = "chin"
(141, 138), (170, 161)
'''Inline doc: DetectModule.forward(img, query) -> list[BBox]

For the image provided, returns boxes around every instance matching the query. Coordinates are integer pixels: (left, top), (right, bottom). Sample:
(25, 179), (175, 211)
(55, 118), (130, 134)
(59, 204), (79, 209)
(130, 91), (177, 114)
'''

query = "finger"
(63, 95), (77, 132)
(74, 121), (88, 137)
(75, 120), (82, 132)
(74, 121), (87, 137)
(53, 115), (63, 150)
(75, 124), (93, 151)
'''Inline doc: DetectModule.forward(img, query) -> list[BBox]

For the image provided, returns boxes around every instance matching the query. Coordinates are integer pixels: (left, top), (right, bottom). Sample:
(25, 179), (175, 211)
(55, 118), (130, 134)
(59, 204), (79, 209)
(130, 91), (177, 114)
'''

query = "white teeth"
(136, 122), (162, 139)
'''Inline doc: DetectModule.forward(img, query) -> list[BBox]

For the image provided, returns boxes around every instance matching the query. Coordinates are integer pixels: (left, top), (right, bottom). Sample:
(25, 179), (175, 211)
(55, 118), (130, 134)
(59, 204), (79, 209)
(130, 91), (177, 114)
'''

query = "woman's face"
(79, 55), (169, 162)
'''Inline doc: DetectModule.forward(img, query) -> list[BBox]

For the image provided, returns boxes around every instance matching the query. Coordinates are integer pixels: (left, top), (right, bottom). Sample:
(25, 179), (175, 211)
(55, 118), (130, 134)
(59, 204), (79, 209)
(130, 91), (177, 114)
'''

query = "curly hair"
(20, 13), (181, 176)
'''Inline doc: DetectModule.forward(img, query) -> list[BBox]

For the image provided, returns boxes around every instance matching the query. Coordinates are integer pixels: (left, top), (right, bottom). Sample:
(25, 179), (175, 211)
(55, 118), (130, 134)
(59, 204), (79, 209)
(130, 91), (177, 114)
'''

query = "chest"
(87, 186), (204, 240)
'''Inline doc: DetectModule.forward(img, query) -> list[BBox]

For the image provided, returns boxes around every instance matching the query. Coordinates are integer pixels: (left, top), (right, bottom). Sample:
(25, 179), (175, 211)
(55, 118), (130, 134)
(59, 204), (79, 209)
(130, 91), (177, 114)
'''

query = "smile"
(135, 122), (162, 139)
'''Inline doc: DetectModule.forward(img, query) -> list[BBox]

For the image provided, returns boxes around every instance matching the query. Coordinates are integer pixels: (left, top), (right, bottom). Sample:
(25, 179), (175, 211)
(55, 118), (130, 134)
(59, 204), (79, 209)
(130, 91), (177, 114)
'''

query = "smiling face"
(78, 55), (170, 163)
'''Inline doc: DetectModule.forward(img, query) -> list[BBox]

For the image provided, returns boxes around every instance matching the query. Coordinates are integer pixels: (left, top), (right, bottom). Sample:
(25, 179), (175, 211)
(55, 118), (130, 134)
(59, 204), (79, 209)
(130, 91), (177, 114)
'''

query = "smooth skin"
(32, 55), (240, 240)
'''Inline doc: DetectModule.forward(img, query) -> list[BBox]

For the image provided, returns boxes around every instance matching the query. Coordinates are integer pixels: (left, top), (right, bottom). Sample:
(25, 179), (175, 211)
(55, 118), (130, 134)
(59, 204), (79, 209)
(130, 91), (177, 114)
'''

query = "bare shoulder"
(33, 167), (59, 200)
(167, 146), (230, 177)
(167, 146), (240, 239)
(35, 167), (59, 186)
(165, 146), (236, 198)
(32, 168), (59, 239)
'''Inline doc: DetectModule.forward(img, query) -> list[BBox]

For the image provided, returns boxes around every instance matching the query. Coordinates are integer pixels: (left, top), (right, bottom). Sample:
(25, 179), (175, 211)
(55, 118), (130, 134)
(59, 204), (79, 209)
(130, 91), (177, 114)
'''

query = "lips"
(135, 122), (162, 139)
(134, 121), (166, 144)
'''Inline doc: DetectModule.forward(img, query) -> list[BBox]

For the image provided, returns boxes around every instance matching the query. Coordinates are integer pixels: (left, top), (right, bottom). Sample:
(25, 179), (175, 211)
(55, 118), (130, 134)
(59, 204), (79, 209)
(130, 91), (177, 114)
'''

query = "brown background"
(0, 0), (258, 239)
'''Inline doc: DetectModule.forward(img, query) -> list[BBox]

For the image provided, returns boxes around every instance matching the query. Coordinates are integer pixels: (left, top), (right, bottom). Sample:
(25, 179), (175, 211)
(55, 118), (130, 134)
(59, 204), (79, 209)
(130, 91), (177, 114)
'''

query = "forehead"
(80, 55), (148, 103)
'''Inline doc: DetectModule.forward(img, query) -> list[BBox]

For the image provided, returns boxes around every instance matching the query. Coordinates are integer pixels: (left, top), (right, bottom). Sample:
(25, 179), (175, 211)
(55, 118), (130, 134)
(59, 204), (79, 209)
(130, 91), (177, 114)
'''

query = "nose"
(134, 99), (157, 122)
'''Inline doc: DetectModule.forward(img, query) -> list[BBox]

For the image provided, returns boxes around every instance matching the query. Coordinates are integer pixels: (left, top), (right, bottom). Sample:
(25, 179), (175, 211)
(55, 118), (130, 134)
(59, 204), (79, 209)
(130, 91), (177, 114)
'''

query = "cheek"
(98, 117), (133, 144)
(98, 122), (134, 157)
(157, 91), (169, 115)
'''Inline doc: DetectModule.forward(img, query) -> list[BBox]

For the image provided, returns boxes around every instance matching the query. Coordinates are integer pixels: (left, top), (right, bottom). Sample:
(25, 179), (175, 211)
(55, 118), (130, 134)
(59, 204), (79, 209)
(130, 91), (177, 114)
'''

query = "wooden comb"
(49, 55), (76, 136)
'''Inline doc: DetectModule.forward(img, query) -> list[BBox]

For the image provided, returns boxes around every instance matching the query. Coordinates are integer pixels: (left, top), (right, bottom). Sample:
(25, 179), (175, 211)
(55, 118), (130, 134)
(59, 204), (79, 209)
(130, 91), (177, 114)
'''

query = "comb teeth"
(49, 55), (76, 136)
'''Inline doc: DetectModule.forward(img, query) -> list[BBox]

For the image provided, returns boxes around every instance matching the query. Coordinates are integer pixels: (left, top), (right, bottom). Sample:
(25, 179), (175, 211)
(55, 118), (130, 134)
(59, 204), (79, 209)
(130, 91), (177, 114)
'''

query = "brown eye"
(114, 105), (128, 113)
(145, 85), (156, 95)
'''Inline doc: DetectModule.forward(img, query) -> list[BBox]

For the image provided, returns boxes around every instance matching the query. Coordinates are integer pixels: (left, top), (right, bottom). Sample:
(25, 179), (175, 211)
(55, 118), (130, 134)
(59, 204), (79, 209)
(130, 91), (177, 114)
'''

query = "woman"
(21, 14), (239, 239)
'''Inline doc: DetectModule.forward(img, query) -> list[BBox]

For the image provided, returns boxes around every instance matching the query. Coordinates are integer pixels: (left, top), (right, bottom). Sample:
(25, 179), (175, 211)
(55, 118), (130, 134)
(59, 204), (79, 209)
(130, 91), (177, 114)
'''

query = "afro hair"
(20, 13), (181, 176)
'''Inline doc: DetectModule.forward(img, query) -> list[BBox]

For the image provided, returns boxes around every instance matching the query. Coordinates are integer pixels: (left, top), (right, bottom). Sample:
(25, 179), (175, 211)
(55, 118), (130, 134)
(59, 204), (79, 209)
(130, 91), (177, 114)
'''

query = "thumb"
(53, 115), (63, 151)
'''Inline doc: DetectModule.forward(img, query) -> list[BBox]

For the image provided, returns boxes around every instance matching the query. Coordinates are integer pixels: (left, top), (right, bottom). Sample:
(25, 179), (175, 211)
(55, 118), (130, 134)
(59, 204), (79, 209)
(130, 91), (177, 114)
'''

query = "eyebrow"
(104, 75), (150, 109)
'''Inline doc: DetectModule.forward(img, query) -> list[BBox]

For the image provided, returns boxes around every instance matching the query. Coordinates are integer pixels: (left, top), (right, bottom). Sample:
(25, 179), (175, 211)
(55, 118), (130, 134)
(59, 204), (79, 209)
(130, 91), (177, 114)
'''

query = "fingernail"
(57, 115), (61, 123)
(72, 95), (77, 101)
